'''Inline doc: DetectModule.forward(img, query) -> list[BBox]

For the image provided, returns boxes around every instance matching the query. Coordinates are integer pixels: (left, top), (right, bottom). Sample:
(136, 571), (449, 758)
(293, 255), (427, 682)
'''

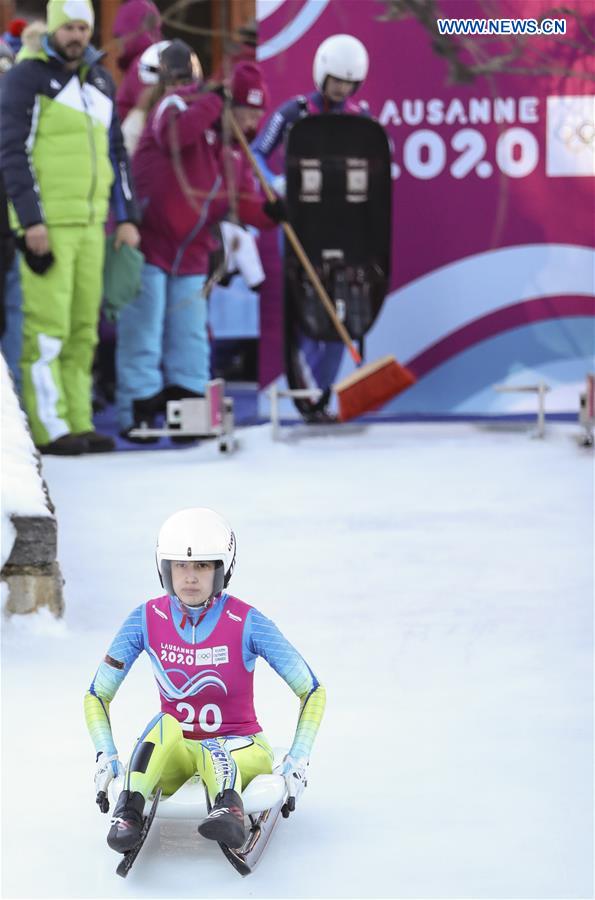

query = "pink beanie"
(231, 62), (268, 109)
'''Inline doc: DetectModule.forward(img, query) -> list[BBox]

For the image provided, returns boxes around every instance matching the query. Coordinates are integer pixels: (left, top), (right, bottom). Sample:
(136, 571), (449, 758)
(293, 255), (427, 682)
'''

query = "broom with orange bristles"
(229, 112), (416, 422)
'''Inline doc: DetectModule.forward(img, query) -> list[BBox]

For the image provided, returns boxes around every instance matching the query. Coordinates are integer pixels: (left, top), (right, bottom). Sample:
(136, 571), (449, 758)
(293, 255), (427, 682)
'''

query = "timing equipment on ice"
(128, 379), (236, 452)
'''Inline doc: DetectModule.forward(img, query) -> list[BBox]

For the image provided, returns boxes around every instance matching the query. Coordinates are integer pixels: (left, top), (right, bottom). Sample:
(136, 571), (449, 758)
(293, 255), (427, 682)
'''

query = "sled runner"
(109, 755), (287, 877)
(116, 788), (162, 878)
(217, 790), (286, 876)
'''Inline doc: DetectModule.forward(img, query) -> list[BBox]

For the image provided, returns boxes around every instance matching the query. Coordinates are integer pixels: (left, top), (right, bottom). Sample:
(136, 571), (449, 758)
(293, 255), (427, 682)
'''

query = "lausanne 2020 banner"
(255, 0), (595, 417)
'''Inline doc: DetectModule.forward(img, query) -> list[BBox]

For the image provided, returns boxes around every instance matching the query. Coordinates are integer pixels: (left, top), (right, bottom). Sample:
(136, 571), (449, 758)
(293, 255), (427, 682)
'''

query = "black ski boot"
(298, 388), (338, 424)
(303, 408), (338, 424)
(107, 790), (146, 853)
(121, 391), (166, 444)
(165, 385), (204, 444)
(36, 433), (88, 455)
(75, 431), (115, 453)
(165, 385), (204, 402)
(198, 789), (246, 848)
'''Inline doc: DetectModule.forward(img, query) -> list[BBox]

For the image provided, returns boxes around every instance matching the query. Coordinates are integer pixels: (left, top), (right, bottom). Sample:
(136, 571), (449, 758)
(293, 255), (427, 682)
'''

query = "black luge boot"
(198, 789), (246, 848)
(107, 790), (145, 853)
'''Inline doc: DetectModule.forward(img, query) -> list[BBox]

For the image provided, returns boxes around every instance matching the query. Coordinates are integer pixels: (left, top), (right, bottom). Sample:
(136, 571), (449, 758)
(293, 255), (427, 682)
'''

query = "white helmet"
(156, 508), (236, 599)
(138, 40), (171, 85)
(313, 34), (369, 93)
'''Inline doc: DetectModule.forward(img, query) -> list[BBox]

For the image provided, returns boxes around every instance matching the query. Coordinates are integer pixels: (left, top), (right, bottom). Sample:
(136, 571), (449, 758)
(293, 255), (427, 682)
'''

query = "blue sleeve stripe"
(297, 686), (315, 719)
(98, 695), (110, 722)
(139, 711), (166, 743)
(305, 661), (320, 691)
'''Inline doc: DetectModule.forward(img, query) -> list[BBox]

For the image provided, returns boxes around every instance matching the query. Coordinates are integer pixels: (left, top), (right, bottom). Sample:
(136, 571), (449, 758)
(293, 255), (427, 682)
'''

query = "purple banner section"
(256, 0), (594, 414)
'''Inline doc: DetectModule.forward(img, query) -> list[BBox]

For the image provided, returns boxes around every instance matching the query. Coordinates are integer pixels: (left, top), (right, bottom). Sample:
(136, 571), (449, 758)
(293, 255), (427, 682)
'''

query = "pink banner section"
(256, 0), (595, 414)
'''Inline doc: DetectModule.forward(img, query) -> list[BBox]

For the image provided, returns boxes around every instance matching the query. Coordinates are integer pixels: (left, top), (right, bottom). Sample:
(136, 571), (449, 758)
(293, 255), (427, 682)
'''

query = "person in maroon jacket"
(112, 0), (162, 122)
(115, 44), (283, 441)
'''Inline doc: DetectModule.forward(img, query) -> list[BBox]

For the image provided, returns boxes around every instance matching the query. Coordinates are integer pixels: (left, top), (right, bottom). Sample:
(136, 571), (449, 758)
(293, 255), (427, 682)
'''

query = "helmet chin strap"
(176, 594), (215, 630)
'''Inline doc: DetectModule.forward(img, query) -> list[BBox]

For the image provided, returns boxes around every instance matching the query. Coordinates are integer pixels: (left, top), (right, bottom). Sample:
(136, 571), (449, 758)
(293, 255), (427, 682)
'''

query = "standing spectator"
(1, 18), (27, 56)
(116, 48), (282, 441)
(0, 166), (15, 342)
(0, 37), (16, 356)
(94, 2), (162, 408)
(252, 34), (370, 423)
(112, 0), (162, 123)
(119, 39), (171, 157)
(1, 21), (47, 393)
(0, 0), (140, 455)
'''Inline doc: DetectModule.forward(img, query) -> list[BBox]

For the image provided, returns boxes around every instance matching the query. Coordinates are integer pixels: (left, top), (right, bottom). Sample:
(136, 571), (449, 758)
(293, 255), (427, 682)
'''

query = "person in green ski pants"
(0, 0), (140, 454)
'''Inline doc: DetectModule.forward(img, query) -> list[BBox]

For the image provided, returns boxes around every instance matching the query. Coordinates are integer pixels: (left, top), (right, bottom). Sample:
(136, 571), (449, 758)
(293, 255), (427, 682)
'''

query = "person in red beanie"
(115, 48), (283, 441)
(1, 18), (27, 56)
(112, 0), (163, 122)
(230, 61), (268, 142)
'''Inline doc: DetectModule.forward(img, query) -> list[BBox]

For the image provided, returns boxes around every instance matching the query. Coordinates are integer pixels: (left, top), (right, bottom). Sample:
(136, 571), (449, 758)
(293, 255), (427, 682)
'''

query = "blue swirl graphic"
(148, 650), (228, 701)
(257, 0), (330, 62)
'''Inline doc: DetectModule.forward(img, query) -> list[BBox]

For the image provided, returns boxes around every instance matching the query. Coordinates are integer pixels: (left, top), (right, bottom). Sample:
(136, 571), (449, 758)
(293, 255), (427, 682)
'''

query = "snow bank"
(0, 354), (50, 568)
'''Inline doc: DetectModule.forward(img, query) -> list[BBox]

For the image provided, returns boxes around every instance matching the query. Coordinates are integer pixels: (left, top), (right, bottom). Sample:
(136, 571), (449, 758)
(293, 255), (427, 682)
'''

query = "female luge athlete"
(84, 507), (326, 853)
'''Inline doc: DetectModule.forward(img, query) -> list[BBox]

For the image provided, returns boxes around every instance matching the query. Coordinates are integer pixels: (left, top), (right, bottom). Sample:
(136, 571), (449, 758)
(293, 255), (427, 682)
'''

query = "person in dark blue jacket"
(252, 34), (370, 422)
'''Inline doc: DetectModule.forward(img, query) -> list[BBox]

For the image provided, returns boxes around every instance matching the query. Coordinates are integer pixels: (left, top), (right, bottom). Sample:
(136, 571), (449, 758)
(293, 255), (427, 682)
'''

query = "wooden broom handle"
(228, 112), (362, 366)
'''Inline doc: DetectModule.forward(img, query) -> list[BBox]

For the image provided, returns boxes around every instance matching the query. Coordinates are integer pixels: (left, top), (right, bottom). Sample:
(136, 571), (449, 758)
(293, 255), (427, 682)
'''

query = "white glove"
(271, 174), (286, 198)
(94, 752), (124, 813)
(281, 754), (309, 816)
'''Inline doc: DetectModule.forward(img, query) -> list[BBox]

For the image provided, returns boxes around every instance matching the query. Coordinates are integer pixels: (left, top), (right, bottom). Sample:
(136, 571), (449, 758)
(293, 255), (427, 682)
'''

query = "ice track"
(2, 422), (592, 899)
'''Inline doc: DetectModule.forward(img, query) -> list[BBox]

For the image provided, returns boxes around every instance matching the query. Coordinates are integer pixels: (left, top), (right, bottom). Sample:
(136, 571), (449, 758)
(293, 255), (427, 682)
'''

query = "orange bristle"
(335, 355), (416, 422)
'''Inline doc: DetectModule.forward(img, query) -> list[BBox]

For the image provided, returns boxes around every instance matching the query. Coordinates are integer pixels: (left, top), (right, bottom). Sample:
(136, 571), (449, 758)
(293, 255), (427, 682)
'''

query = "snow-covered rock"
(1, 354), (63, 614)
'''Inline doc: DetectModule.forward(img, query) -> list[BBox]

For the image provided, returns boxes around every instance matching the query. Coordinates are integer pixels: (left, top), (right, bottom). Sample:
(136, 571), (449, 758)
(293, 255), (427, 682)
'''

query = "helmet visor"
(160, 558), (225, 599)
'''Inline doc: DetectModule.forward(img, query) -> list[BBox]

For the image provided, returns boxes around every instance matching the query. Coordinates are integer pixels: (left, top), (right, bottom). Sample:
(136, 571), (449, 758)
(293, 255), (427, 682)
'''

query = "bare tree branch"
(376, 0), (595, 82)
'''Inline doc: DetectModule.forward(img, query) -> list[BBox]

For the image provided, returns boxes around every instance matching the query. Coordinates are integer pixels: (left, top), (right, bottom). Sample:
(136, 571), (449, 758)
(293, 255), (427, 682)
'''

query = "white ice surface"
(1, 422), (593, 899)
